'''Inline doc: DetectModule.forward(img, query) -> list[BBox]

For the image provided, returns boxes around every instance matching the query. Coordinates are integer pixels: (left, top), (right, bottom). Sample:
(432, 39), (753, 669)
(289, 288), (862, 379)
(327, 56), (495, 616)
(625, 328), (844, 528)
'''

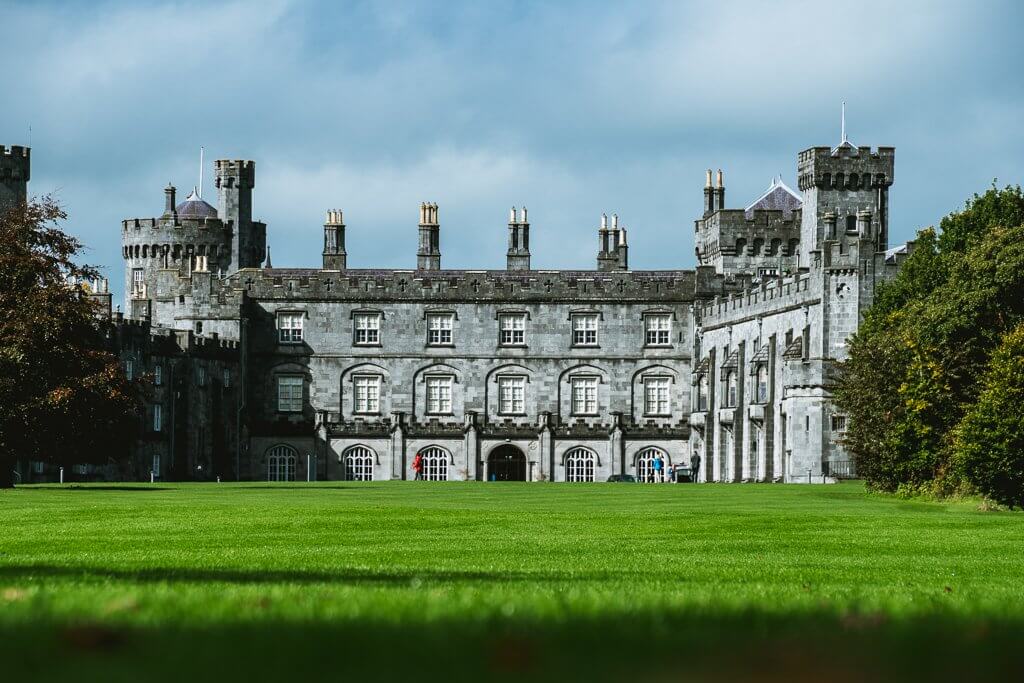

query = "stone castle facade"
(2, 133), (909, 483)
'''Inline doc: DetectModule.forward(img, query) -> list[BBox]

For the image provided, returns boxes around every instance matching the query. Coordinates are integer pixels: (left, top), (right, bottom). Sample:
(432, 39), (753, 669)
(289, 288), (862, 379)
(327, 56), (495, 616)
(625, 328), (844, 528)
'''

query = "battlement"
(698, 270), (819, 326)
(214, 159), (255, 188)
(227, 267), (700, 303)
(0, 145), (31, 181)
(122, 215), (225, 232)
(797, 145), (894, 191)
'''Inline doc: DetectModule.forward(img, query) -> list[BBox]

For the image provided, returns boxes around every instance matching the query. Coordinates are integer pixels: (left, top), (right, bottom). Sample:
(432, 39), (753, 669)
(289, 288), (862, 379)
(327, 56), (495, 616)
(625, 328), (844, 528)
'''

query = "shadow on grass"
(239, 485), (380, 491)
(0, 563), (618, 586)
(1, 608), (1022, 683)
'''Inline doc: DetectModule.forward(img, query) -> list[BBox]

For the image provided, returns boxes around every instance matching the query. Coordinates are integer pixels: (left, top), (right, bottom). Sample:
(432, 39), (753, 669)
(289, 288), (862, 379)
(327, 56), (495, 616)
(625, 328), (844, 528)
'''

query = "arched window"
(565, 447), (596, 482)
(725, 371), (738, 407)
(756, 364), (769, 403)
(343, 446), (374, 481)
(636, 447), (667, 483)
(267, 445), (297, 482)
(697, 374), (709, 411)
(419, 446), (449, 481)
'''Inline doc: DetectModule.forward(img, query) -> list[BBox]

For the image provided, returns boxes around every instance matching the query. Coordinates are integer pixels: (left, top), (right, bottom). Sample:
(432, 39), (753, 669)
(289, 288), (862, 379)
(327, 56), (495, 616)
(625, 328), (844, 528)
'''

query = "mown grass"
(1, 481), (1022, 682)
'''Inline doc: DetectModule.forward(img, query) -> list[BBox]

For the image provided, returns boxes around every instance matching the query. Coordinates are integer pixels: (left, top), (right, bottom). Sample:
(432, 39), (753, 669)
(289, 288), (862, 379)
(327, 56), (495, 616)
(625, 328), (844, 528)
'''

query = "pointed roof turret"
(175, 186), (217, 218)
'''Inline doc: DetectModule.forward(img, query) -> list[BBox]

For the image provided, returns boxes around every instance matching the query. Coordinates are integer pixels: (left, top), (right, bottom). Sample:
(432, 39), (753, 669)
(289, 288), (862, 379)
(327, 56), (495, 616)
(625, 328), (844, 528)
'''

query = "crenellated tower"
(215, 159), (266, 271)
(796, 141), (894, 265)
(0, 145), (30, 208)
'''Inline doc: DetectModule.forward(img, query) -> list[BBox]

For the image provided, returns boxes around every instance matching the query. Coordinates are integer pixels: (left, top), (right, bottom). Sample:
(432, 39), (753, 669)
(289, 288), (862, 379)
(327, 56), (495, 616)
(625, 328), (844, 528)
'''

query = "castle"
(2, 131), (909, 483)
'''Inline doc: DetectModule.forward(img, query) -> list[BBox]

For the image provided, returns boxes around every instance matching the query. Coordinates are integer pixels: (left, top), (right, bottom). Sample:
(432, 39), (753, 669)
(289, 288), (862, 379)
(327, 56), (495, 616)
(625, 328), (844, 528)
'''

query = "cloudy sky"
(3, 0), (1022, 300)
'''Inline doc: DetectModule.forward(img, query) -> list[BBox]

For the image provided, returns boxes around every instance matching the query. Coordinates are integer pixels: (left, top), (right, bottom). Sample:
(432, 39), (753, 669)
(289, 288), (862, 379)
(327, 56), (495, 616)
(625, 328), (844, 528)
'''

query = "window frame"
(498, 313), (527, 347)
(426, 312), (455, 347)
(425, 375), (454, 415)
(277, 312), (304, 344)
(565, 447), (596, 482)
(154, 364), (162, 386)
(696, 373), (709, 412)
(644, 313), (673, 347)
(276, 375), (304, 413)
(570, 313), (600, 347)
(643, 376), (671, 416)
(570, 375), (600, 416)
(153, 404), (162, 432)
(725, 370), (738, 408)
(755, 364), (769, 404)
(497, 375), (527, 416)
(353, 312), (382, 346)
(352, 374), (382, 415)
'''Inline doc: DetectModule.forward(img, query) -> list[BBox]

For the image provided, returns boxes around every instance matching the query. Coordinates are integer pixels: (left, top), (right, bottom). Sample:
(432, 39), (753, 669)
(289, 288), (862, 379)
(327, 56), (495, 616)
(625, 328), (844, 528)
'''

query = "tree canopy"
(0, 197), (138, 487)
(835, 185), (1024, 505)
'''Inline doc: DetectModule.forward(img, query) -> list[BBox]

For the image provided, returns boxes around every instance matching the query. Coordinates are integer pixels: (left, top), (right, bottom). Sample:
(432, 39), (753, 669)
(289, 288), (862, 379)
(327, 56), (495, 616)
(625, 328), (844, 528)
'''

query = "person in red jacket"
(412, 452), (423, 480)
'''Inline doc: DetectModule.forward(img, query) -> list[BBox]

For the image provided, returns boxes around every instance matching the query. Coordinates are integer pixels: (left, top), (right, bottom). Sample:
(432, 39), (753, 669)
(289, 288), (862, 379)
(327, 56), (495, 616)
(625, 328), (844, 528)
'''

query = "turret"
(163, 183), (177, 216)
(796, 143), (894, 262)
(0, 145), (30, 209)
(417, 202), (441, 270)
(323, 209), (347, 270)
(506, 206), (531, 271)
(215, 159), (265, 270)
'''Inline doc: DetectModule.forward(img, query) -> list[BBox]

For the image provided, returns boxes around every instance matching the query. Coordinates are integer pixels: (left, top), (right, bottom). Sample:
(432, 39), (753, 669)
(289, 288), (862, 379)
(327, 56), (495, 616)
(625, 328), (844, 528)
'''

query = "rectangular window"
(427, 313), (454, 346)
(277, 312), (303, 344)
(645, 314), (671, 346)
(644, 377), (671, 415)
(354, 313), (381, 345)
(571, 377), (598, 415)
(277, 376), (303, 412)
(354, 376), (380, 414)
(154, 364), (162, 386)
(197, 366), (206, 387)
(152, 453), (160, 476)
(572, 314), (599, 346)
(125, 360), (134, 381)
(498, 376), (526, 415)
(499, 313), (526, 346)
(831, 415), (847, 432)
(426, 376), (453, 414)
(223, 368), (231, 388)
(131, 268), (145, 297)
(153, 404), (162, 432)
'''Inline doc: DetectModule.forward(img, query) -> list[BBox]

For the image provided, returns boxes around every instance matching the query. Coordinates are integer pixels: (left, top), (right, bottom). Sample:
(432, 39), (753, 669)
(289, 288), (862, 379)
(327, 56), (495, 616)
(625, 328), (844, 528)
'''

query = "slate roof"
(175, 187), (217, 218)
(744, 177), (803, 219)
(748, 344), (770, 373)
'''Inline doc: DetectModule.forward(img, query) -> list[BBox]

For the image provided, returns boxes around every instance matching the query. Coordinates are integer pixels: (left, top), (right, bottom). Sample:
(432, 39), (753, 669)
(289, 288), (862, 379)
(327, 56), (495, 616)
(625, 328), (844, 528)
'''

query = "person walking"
(412, 452), (423, 480)
(652, 454), (663, 483)
(690, 453), (701, 483)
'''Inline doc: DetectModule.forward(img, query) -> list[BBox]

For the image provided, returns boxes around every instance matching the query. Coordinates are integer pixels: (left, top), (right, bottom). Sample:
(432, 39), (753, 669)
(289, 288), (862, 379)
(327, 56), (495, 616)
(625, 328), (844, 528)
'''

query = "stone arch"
(341, 444), (376, 481)
(265, 444), (298, 482)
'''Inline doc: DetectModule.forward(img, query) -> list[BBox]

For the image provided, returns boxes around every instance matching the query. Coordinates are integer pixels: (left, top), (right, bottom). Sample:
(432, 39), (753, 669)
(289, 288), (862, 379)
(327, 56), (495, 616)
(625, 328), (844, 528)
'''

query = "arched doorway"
(488, 445), (526, 481)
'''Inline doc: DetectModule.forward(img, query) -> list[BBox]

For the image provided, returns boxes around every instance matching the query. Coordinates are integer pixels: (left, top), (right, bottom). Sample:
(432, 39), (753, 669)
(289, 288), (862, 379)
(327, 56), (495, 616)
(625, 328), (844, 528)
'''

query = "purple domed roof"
(175, 187), (217, 218)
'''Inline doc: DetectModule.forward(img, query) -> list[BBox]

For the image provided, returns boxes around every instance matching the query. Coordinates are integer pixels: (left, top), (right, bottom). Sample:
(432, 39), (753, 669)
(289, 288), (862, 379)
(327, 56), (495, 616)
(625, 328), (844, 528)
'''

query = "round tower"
(0, 145), (30, 209)
(121, 180), (232, 322)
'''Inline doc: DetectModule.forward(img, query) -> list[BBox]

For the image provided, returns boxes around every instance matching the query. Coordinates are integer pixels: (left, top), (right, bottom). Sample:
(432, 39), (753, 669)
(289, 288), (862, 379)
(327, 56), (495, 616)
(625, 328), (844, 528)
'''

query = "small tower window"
(846, 215), (857, 233)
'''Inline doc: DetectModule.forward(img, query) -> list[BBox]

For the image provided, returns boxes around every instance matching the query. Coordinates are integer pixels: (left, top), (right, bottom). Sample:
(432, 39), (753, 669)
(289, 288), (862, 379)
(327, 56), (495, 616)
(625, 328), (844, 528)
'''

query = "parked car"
(607, 474), (637, 483)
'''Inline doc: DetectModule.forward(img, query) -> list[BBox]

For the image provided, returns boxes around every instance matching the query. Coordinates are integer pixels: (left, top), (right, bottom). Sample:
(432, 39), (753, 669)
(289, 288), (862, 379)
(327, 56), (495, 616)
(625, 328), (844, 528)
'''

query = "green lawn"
(1, 481), (1022, 682)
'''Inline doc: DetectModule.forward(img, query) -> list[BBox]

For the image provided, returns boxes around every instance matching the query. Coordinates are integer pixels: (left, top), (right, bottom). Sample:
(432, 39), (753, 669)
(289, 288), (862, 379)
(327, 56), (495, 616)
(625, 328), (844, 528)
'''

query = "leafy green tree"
(951, 323), (1024, 508)
(836, 186), (1024, 493)
(0, 197), (138, 488)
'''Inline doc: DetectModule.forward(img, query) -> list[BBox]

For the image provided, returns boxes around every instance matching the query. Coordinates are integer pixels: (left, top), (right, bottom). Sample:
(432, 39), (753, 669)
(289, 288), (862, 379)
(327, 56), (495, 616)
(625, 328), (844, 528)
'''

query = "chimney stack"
(323, 209), (347, 270)
(417, 202), (441, 270)
(507, 205), (531, 271)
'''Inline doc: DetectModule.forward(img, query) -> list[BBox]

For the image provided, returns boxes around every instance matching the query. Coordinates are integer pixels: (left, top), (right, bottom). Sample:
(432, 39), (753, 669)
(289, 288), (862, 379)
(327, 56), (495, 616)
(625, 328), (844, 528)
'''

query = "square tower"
(796, 143), (894, 264)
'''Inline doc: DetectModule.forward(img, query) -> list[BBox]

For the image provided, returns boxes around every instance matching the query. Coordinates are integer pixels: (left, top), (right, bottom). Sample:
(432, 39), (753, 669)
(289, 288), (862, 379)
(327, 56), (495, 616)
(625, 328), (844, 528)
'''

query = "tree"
(952, 323), (1024, 508)
(836, 185), (1024, 494)
(0, 197), (138, 488)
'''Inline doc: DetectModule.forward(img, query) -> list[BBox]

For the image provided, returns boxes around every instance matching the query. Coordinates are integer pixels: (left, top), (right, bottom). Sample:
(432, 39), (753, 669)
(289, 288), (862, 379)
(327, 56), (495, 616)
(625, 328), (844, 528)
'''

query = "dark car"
(607, 474), (637, 483)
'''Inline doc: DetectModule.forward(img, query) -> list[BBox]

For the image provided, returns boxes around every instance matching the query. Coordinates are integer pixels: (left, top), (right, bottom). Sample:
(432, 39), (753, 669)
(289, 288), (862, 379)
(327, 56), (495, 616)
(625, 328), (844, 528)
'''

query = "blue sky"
(3, 0), (1022, 301)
